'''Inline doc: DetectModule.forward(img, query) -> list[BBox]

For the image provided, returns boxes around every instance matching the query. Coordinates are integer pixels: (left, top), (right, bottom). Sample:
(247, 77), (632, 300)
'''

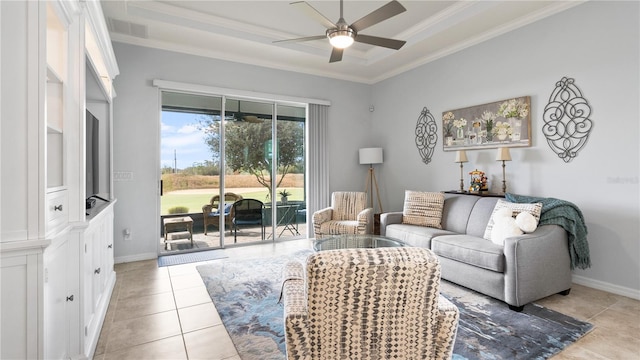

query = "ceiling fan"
(274, 0), (407, 63)
(226, 101), (267, 123)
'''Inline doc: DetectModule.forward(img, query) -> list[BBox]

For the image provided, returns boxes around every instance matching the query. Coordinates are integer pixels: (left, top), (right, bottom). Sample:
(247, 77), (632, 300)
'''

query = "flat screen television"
(86, 109), (100, 202)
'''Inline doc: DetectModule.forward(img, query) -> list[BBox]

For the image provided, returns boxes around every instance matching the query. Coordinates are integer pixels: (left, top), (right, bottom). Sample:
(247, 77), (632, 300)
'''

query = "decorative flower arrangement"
(481, 110), (496, 128)
(453, 118), (467, 129)
(497, 98), (529, 119)
(492, 121), (513, 137)
(442, 112), (455, 137)
(278, 189), (291, 197)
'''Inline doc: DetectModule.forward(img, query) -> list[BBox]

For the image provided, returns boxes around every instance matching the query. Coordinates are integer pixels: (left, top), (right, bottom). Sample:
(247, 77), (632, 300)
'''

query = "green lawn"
(161, 188), (304, 215)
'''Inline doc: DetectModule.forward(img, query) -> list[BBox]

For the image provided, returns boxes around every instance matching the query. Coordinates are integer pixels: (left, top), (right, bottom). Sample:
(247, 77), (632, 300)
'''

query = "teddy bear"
(490, 207), (538, 245)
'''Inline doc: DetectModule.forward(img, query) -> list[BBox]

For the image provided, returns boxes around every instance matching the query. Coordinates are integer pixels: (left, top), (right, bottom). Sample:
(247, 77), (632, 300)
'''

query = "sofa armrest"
(282, 261), (309, 358)
(379, 212), (403, 236)
(312, 207), (333, 238)
(357, 207), (374, 234)
(503, 225), (572, 307)
(435, 295), (459, 360)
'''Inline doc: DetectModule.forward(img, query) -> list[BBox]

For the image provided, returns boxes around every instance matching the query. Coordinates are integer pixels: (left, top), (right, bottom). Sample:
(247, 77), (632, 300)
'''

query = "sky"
(160, 111), (212, 170)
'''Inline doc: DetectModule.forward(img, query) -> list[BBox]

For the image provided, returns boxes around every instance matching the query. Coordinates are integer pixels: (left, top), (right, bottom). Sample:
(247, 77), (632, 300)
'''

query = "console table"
(444, 190), (505, 198)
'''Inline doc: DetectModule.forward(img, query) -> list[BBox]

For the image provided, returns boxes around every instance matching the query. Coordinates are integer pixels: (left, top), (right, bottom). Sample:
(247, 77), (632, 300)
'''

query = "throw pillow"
(483, 199), (542, 240)
(515, 211), (538, 233)
(402, 191), (445, 229)
(491, 214), (523, 246)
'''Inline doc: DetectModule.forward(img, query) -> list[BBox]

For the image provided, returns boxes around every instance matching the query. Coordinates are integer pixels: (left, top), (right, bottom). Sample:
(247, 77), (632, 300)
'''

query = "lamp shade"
(454, 150), (468, 163)
(359, 147), (383, 165)
(496, 147), (512, 161)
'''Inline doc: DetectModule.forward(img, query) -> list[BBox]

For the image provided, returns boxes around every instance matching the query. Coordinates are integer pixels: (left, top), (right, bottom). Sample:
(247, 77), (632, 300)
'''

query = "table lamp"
(359, 147), (384, 213)
(454, 150), (468, 192)
(496, 147), (512, 193)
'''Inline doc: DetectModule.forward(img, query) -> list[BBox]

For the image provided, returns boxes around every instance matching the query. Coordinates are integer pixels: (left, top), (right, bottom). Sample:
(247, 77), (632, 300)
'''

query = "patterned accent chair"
(282, 247), (459, 360)
(312, 191), (373, 239)
(202, 192), (243, 235)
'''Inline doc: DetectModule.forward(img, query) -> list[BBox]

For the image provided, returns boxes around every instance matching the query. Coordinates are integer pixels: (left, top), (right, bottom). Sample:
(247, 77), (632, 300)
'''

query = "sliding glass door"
(160, 91), (306, 253)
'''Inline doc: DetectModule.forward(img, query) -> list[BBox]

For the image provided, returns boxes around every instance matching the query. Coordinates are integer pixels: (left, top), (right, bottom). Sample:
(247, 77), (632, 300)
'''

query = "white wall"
(371, 1), (639, 297)
(111, 44), (372, 262)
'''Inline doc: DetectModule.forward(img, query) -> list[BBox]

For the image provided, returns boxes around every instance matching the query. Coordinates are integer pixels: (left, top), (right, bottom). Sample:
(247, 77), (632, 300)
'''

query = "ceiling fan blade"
(291, 1), (337, 30)
(350, 0), (406, 32)
(329, 47), (344, 63)
(273, 35), (326, 44)
(354, 34), (406, 50)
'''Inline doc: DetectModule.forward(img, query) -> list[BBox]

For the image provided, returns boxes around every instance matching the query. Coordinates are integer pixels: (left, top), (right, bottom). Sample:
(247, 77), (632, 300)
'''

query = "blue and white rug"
(197, 250), (593, 360)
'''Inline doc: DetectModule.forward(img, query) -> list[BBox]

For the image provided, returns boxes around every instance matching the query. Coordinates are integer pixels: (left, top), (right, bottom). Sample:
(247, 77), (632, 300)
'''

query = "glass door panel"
(160, 91), (222, 254)
(273, 104), (306, 240)
(223, 98), (273, 245)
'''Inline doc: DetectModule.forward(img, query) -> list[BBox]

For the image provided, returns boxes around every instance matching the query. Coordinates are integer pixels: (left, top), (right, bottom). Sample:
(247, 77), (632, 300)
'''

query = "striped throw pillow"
(402, 191), (445, 228)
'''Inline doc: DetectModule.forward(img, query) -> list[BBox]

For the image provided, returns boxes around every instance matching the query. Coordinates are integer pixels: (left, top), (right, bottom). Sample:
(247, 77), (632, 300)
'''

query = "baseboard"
(572, 274), (640, 300)
(114, 252), (157, 264)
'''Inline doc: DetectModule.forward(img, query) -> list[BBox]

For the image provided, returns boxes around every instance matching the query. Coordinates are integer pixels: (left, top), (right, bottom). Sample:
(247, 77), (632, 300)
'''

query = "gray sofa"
(380, 193), (572, 311)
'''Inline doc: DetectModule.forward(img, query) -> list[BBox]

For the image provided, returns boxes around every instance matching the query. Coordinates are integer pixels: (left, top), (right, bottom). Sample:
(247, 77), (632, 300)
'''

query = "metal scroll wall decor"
(542, 77), (594, 162)
(415, 106), (438, 164)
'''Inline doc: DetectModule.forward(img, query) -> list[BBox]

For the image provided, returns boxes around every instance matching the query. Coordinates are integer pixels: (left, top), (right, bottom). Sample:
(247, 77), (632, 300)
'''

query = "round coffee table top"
(313, 234), (405, 251)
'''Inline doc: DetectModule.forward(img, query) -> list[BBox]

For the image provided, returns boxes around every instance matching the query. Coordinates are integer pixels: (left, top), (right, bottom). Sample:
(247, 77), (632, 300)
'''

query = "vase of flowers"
(442, 112), (455, 145)
(453, 118), (467, 140)
(493, 121), (512, 141)
(481, 111), (497, 142)
(497, 98), (528, 142)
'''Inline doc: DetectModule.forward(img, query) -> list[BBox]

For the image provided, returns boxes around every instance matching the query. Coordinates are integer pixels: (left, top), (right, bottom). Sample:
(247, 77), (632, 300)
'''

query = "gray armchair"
(282, 247), (459, 359)
(312, 191), (373, 239)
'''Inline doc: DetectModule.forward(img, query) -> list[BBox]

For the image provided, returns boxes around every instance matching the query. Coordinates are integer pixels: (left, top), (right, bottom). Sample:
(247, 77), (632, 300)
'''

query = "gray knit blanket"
(506, 193), (591, 270)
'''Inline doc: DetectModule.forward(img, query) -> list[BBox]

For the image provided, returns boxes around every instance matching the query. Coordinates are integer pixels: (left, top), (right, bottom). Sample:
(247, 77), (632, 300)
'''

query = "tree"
(199, 116), (304, 199)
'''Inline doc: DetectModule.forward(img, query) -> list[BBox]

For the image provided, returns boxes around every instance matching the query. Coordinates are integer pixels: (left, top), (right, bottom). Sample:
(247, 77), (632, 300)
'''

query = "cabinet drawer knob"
(54, 205), (63, 211)
(94, 268), (101, 274)
(66, 295), (74, 302)
(107, 244), (113, 249)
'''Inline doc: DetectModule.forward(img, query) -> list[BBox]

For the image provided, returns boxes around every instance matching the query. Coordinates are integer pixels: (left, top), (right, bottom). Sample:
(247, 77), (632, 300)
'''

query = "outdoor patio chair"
(232, 198), (265, 242)
(282, 247), (459, 359)
(202, 192), (243, 235)
(312, 191), (373, 239)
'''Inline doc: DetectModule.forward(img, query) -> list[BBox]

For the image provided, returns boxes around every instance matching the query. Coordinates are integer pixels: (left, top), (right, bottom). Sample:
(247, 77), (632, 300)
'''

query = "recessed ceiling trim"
(369, 0), (589, 84)
(125, 1), (371, 61)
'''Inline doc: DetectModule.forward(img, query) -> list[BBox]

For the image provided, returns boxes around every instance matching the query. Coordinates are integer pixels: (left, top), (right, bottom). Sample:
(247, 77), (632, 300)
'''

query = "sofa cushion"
(385, 224), (456, 248)
(483, 200), (542, 240)
(466, 197), (501, 237)
(402, 191), (445, 228)
(441, 194), (482, 233)
(431, 235), (505, 273)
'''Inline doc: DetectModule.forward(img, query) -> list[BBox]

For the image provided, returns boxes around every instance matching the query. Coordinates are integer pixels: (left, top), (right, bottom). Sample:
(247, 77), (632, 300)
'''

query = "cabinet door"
(44, 235), (70, 360)
(66, 234), (81, 356)
(83, 228), (98, 347)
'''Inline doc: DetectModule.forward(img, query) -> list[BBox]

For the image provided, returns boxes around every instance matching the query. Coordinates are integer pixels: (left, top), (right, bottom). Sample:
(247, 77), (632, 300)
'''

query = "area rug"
(157, 249), (227, 267)
(197, 250), (593, 360)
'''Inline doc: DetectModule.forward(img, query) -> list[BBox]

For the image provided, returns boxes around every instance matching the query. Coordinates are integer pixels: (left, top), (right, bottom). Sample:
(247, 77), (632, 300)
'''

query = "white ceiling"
(101, 1), (584, 84)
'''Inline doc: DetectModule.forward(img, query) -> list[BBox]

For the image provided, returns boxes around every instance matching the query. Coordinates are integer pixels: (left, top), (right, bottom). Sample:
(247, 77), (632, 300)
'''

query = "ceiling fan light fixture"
(327, 28), (355, 49)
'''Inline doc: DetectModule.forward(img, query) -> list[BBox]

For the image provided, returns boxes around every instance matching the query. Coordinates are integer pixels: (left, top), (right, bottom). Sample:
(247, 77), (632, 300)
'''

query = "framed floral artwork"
(442, 96), (531, 151)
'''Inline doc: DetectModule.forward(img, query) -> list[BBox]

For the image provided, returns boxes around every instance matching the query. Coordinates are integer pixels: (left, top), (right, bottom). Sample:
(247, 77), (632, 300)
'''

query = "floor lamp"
(359, 147), (384, 213)
(496, 147), (512, 194)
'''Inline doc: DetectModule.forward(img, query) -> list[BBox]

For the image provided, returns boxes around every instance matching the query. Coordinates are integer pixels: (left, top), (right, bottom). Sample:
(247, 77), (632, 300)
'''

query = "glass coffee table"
(313, 234), (405, 251)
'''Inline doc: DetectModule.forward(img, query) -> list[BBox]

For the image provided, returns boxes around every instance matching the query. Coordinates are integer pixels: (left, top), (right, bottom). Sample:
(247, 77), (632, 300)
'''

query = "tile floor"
(95, 239), (640, 359)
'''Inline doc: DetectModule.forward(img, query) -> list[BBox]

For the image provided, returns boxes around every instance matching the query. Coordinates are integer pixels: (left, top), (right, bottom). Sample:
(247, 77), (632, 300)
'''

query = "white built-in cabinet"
(0, 1), (119, 359)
